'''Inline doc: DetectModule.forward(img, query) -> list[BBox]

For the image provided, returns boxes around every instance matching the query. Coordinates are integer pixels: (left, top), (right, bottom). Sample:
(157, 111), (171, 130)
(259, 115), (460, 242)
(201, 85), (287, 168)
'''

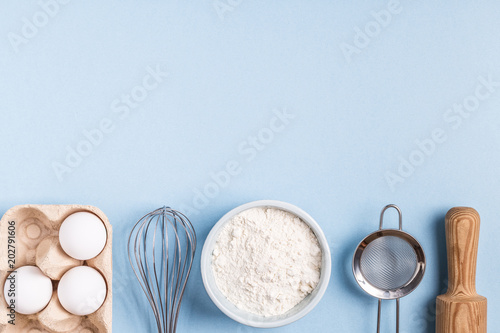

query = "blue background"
(1, 1), (499, 332)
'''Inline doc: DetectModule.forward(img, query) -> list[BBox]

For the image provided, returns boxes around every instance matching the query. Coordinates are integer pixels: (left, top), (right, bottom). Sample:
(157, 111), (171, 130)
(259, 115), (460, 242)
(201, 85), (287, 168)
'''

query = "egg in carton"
(0, 205), (112, 333)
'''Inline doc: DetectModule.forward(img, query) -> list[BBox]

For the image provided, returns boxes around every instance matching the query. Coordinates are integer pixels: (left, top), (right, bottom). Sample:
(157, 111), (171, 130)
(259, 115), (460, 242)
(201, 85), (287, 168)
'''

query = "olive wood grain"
(436, 207), (487, 333)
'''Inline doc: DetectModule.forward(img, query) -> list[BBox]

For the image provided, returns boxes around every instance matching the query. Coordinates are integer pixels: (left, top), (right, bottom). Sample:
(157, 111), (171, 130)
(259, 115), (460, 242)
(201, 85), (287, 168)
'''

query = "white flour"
(212, 207), (322, 317)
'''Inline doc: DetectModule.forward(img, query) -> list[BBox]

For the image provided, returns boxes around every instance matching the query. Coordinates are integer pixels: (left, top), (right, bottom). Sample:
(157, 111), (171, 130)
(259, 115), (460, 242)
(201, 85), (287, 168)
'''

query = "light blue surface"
(1, 1), (499, 332)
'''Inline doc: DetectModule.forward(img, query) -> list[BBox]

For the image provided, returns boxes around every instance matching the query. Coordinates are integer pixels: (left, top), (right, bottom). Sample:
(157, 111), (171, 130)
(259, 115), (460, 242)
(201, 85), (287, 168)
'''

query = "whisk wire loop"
(128, 207), (196, 333)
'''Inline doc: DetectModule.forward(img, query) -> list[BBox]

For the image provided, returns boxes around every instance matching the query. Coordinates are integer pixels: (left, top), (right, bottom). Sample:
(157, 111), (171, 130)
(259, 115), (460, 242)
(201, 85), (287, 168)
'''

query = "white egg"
(59, 212), (107, 260)
(3, 266), (53, 315)
(57, 266), (107, 316)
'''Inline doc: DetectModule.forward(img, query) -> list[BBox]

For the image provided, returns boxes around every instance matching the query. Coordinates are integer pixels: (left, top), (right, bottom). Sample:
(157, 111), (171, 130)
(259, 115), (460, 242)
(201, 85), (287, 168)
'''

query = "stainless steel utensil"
(128, 207), (196, 333)
(352, 204), (425, 333)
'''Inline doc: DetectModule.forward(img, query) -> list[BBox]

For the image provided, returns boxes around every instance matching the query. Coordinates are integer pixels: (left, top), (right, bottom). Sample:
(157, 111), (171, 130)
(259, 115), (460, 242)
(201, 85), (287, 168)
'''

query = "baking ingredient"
(3, 265), (53, 315)
(0, 204), (112, 332)
(57, 266), (106, 316)
(59, 212), (107, 260)
(212, 207), (322, 317)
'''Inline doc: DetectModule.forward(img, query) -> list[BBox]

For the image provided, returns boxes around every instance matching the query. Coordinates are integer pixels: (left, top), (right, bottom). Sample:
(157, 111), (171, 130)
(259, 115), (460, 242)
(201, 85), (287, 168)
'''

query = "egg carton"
(0, 205), (112, 333)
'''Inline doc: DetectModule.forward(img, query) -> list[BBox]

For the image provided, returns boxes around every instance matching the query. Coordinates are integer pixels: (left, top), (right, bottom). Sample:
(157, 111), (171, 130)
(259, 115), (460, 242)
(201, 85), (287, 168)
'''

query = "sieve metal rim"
(352, 229), (426, 300)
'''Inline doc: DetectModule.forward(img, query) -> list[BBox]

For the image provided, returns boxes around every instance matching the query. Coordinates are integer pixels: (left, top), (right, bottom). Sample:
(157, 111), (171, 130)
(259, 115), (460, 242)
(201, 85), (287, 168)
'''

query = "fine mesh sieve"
(352, 205), (425, 333)
(360, 236), (418, 290)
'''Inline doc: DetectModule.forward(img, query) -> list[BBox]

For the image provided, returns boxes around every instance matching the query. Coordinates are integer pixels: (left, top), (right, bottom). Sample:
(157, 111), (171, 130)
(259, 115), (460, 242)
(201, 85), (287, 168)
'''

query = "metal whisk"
(128, 207), (196, 333)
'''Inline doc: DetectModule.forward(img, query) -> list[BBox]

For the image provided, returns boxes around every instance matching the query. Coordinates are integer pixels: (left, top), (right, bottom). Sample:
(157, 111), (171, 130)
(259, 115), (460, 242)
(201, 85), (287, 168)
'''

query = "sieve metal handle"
(379, 204), (402, 231)
(377, 298), (400, 333)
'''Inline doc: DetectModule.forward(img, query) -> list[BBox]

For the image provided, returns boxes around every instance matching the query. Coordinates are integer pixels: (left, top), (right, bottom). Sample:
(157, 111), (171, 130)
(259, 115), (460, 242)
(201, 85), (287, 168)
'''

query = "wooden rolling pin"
(436, 207), (487, 333)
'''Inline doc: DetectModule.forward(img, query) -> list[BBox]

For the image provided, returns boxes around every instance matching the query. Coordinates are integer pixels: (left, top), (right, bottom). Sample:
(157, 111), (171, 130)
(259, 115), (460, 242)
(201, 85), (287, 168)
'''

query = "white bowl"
(201, 200), (332, 328)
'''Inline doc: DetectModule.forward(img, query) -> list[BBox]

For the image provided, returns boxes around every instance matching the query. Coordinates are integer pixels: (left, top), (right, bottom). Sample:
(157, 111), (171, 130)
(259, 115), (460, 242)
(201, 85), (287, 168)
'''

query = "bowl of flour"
(201, 200), (331, 328)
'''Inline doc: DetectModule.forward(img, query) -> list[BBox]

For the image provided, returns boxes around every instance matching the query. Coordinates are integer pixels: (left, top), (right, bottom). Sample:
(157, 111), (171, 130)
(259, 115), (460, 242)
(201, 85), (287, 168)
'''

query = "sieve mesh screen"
(360, 235), (418, 290)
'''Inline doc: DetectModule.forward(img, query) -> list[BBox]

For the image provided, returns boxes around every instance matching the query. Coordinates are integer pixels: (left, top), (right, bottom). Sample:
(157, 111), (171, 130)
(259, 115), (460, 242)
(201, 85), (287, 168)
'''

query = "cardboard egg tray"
(0, 205), (112, 333)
